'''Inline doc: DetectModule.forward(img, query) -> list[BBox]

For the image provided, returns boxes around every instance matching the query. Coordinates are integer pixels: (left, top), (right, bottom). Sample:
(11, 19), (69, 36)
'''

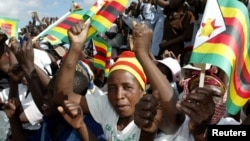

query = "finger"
(58, 105), (80, 119)
(135, 99), (153, 111)
(177, 54), (181, 62)
(185, 90), (211, 103)
(128, 35), (134, 51)
(177, 101), (196, 118)
(57, 106), (64, 113)
(75, 23), (83, 34)
(62, 100), (82, 117)
(26, 37), (32, 50)
(71, 23), (81, 35)
(25, 33), (32, 39)
(135, 108), (156, 121)
(21, 40), (27, 49)
(170, 51), (176, 59)
(80, 21), (90, 35)
(134, 114), (152, 129)
(70, 24), (79, 34)
(4, 101), (15, 110)
(57, 106), (71, 120)
(140, 94), (158, 109)
(136, 102), (157, 116)
(10, 42), (20, 54)
(65, 106), (81, 117)
(83, 19), (91, 28)
(181, 100), (200, 112)
(152, 90), (160, 104)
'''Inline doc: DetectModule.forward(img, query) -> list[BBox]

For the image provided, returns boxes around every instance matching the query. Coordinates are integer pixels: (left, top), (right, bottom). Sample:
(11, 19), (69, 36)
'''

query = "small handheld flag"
(0, 16), (19, 39)
(91, 0), (129, 33)
(190, 0), (250, 115)
(92, 36), (112, 77)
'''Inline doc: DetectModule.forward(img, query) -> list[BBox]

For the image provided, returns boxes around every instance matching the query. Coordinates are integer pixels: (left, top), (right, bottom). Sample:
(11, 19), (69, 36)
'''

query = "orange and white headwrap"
(109, 51), (147, 91)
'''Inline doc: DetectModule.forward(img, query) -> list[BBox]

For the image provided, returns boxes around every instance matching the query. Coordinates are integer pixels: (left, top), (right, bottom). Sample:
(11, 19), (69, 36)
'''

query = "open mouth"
(116, 105), (129, 111)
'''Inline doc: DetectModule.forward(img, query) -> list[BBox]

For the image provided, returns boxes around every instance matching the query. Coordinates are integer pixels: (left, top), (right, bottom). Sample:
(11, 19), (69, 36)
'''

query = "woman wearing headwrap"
(135, 66), (241, 141)
(130, 20), (244, 141)
(54, 20), (151, 140)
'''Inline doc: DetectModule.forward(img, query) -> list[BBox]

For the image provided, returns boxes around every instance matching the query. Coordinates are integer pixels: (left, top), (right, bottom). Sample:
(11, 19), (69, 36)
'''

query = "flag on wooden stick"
(190, 0), (250, 115)
(38, 1), (98, 44)
(45, 9), (86, 43)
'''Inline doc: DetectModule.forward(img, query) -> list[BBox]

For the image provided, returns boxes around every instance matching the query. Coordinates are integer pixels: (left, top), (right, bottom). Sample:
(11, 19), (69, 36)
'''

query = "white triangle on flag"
(96, 0), (104, 9)
(193, 0), (226, 48)
(92, 39), (97, 55)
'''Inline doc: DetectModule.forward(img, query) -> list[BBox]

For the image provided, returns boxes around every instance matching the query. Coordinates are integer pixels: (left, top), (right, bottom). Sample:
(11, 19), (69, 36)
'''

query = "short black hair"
(48, 70), (89, 96)
(73, 70), (89, 96)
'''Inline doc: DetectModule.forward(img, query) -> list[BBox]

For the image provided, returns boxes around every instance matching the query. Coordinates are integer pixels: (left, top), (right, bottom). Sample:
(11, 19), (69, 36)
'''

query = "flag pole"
(85, 18), (91, 25)
(198, 64), (206, 87)
(32, 11), (71, 42)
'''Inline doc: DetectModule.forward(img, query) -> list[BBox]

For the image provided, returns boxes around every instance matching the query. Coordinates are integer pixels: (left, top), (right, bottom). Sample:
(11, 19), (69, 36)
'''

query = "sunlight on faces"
(188, 74), (227, 124)
(108, 70), (144, 118)
(107, 51), (147, 117)
(188, 75), (226, 105)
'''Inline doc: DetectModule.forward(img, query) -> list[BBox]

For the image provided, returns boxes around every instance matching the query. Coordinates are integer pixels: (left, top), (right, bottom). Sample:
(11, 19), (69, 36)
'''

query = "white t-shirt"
(86, 87), (141, 141)
(33, 48), (52, 76)
(0, 84), (43, 129)
(0, 49), (52, 129)
(154, 115), (240, 141)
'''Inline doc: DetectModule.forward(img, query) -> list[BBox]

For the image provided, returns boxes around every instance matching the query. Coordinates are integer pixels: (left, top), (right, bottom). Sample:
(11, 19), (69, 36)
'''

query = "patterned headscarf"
(76, 60), (94, 91)
(187, 73), (227, 124)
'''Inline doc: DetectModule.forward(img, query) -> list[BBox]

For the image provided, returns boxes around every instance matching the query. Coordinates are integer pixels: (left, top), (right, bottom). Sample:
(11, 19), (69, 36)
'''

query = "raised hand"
(8, 37), (18, 48)
(176, 87), (215, 135)
(134, 90), (162, 134)
(68, 20), (90, 51)
(57, 100), (84, 129)
(4, 98), (20, 119)
(131, 21), (153, 54)
(12, 34), (34, 74)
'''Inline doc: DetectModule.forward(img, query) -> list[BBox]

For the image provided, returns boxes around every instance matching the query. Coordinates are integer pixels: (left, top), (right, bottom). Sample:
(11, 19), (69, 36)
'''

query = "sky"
(0, 0), (134, 28)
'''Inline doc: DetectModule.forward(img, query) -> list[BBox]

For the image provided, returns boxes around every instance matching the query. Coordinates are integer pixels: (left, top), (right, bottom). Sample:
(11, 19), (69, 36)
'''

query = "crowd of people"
(1, 0), (250, 141)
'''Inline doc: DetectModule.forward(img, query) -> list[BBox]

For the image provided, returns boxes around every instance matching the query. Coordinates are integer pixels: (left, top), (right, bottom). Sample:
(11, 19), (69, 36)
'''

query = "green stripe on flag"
(190, 52), (232, 76)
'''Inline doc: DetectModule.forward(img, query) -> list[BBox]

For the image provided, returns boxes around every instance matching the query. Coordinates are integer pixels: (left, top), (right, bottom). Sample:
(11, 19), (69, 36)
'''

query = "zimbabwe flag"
(83, 0), (112, 20)
(190, 0), (250, 115)
(46, 9), (86, 43)
(92, 36), (112, 77)
(91, 0), (129, 33)
(43, 34), (62, 45)
(43, 9), (98, 44)
(0, 16), (19, 39)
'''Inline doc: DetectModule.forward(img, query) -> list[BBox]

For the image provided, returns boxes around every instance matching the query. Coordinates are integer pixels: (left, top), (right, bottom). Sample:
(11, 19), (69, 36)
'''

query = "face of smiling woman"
(107, 70), (144, 118)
